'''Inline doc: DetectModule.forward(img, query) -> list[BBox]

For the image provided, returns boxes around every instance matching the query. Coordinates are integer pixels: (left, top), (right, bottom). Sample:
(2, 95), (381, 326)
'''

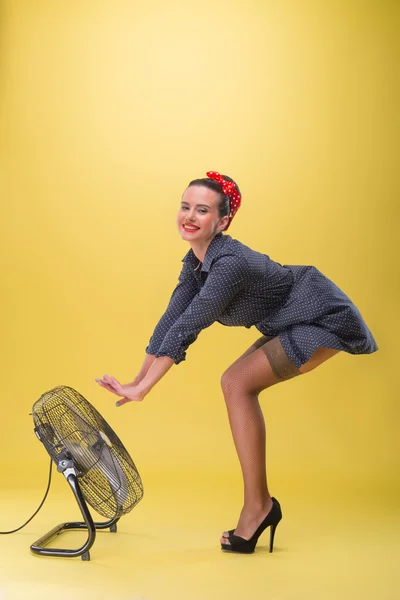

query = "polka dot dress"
(146, 233), (378, 367)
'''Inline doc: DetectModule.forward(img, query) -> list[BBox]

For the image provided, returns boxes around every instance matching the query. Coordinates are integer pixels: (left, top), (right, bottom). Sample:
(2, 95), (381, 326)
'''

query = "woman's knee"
(220, 368), (237, 396)
(220, 367), (253, 397)
(221, 341), (298, 397)
(220, 364), (265, 397)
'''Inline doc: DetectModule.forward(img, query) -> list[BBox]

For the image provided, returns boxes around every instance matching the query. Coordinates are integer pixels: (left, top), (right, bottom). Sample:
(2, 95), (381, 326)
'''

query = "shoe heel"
(269, 522), (279, 553)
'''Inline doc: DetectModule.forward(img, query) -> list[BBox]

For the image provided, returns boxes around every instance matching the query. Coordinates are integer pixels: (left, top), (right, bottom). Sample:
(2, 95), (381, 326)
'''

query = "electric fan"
(30, 385), (144, 561)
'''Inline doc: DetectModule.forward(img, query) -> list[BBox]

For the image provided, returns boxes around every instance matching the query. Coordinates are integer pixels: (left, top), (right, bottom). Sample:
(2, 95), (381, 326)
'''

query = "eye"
(199, 209), (208, 214)
(181, 206), (189, 210)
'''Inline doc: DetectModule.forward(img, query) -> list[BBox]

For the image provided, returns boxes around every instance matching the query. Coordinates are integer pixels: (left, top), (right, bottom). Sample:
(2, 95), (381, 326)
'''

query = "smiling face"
(177, 185), (230, 244)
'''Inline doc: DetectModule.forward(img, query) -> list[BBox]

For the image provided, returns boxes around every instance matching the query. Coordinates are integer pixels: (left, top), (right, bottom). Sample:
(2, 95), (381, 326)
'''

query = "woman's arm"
(99, 356), (174, 406)
(128, 264), (197, 387)
(120, 256), (248, 399)
(145, 261), (199, 356)
(97, 353), (156, 394)
(96, 263), (197, 401)
(126, 353), (156, 386)
(127, 352), (175, 389)
(137, 356), (174, 394)
(97, 255), (248, 405)
(153, 254), (250, 364)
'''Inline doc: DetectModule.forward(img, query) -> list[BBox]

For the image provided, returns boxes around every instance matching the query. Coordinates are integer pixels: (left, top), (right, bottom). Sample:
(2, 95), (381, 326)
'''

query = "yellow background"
(0, 1), (398, 599)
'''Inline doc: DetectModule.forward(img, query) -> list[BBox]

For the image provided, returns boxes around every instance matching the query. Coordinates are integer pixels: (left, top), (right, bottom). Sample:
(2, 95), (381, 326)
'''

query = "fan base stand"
(30, 466), (120, 561)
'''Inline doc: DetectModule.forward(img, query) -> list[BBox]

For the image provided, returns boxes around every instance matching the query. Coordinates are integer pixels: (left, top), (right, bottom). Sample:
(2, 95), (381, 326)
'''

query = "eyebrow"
(181, 201), (211, 208)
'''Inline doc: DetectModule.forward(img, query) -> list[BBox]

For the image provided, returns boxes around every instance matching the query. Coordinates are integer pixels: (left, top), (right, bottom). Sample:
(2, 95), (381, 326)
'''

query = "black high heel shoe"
(221, 497), (282, 554)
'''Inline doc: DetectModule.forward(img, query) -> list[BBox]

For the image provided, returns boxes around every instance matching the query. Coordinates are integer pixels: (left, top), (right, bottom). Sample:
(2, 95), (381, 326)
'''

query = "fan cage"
(32, 386), (144, 519)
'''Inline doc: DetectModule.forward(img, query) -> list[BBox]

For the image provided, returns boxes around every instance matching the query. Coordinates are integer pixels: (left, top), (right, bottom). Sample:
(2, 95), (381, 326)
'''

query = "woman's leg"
(236, 335), (274, 360)
(220, 336), (339, 545)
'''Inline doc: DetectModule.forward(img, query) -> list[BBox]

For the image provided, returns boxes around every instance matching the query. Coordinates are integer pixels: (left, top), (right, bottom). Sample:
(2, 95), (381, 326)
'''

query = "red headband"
(206, 170), (241, 231)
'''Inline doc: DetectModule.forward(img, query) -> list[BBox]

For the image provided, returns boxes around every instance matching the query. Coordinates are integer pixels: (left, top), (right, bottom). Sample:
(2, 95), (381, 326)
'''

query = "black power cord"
(0, 457), (53, 534)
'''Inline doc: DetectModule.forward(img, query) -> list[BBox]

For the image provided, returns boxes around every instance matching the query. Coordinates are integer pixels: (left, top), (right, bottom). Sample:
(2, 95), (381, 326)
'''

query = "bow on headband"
(206, 170), (241, 230)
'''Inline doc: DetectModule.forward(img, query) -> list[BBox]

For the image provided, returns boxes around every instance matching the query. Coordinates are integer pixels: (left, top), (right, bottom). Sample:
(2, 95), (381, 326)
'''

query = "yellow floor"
(1, 472), (399, 600)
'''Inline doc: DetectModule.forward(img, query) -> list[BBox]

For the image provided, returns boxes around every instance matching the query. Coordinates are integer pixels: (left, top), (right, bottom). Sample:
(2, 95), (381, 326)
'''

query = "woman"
(96, 171), (378, 554)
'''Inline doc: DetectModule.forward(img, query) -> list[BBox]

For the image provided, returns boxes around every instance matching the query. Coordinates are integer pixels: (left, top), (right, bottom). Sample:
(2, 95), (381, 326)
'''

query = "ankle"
(243, 495), (272, 514)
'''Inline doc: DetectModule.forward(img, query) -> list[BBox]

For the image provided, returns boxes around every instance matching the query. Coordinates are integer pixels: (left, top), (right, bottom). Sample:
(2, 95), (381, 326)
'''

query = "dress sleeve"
(154, 254), (249, 364)
(145, 261), (199, 356)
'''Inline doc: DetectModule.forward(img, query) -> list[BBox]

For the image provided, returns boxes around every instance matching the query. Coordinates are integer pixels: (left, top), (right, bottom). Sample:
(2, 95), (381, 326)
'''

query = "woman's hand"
(95, 374), (147, 407)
